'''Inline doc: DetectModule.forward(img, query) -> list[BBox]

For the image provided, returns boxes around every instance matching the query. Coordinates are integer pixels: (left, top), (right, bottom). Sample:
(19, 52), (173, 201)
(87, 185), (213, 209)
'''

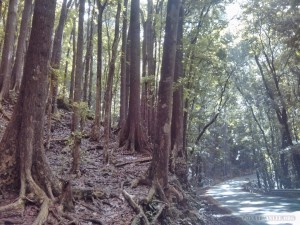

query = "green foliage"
(72, 101), (90, 119)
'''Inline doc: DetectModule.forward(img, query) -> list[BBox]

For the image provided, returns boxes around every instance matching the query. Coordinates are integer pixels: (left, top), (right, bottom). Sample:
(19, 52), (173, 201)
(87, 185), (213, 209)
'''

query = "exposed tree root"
(49, 204), (79, 225)
(0, 198), (25, 216)
(150, 203), (166, 225)
(131, 175), (151, 188)
(32, 197), (50, 225)
(0, 104), (11, 121)
(122, 189), (150, 225)
(166, 185), (184, 203)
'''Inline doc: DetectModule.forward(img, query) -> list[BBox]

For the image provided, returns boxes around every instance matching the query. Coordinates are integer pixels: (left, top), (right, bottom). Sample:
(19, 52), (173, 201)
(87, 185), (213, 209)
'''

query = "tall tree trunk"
(88, 47), (94, 108)
(11, 0), (33, 92)
(71, 0), (85, 174)
(0, 0), (18, 101)
(63, 31), (73, 101)
(171, 5), (188, 187)
(141, 10), (148, 133)
(0, 1), (61, 224)
(125, 27), (131, 115)
(103, 0), (121, 163)
(146, 0), (156, 140)
(119, 0), (147, 152)
(83, 0), (94, 102)
(149, 0), (181, 188)
(119, 0), (128, 126)
(69, 20), (76, 104)
(91, 0), (107, 141)
(50, 0), (71, 114)
(45, 0), (72, 149)
(88, 19), (95, 108)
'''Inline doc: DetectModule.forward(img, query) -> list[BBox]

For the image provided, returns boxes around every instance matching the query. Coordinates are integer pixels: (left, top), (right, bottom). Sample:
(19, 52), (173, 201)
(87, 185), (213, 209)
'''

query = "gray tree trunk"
(11, 0), (33, 92)
(149, 0), (181, 188)
(0, 0), (18, 101)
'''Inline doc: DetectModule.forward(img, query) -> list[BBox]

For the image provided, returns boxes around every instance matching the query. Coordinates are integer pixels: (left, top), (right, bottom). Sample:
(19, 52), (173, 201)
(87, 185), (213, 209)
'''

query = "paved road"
(206, 176), (300, 225)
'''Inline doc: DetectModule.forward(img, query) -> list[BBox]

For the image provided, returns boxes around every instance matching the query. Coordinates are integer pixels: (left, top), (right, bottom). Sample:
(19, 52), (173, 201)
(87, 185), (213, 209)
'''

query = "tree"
(88, 0), (96, 108)
(50, 0), (72, 114)
(103, 0), (121, 163)
(11, 0), (33, 91)
(91, 0), (108, 141)
(0, 0), (18, 101)
(119, 0), (128, 125)
(83, 0), (94, 103)
(69, 15), (77, 103)
(149, 0), (181, 189)
(71, 0), (85, 174)
(0, 1), (61, 224)
(171, 4), (188, 186)
(119, 0), (147, 152)
(45, 0), (72, 149)
(145, 0), (156, 139)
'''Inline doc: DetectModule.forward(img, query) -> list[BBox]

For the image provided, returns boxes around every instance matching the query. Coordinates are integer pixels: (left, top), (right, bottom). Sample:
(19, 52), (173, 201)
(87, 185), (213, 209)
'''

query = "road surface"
(206, 176), (300, 225)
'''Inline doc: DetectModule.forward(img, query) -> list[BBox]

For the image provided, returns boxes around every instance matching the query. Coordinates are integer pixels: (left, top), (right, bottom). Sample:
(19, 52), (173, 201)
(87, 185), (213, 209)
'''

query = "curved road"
(206, 176), (300, 225)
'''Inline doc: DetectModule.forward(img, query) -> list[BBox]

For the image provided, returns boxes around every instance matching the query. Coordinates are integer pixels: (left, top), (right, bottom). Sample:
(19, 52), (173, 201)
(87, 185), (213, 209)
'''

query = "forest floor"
(0, 101), (250, 225)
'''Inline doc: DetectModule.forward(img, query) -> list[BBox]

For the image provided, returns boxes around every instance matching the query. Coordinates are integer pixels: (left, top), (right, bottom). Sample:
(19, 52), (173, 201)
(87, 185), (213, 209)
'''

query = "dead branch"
(115, 157), (152, 167)
(86, 144), (104, 151)
(72, 188), (107, 201)
(77, 201), (101, 213)
(122, 189), (150, 225)
(50, 137), (69, 142)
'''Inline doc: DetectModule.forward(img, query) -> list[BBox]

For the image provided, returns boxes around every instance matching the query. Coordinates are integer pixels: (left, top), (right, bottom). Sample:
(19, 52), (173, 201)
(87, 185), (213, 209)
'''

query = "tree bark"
(119, 0), (128, 126)
(11, 0), (33, 92)
(146, 0), (156, 140)
(149, 0), (181, 188)
(83, 0), (94, 103)
(0, 0), (18, 101)
(69, 19), (77, 104)
(91, 0), (108, 141)
(171, 5), (188, 186)
(71, 0), (85, 174)
(141, 10), (148, 133)
(63, 31), (73, 101)
(0, 1), (61, 224)
(103, 0), (121, 163)
(88, 3), (95, 108)
(119, 0), (147, 152)
(50, 0), (71, 114)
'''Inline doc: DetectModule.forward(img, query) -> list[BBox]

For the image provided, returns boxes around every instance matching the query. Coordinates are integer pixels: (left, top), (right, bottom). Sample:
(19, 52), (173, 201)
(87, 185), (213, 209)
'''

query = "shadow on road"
(206, 175), (300, 225)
